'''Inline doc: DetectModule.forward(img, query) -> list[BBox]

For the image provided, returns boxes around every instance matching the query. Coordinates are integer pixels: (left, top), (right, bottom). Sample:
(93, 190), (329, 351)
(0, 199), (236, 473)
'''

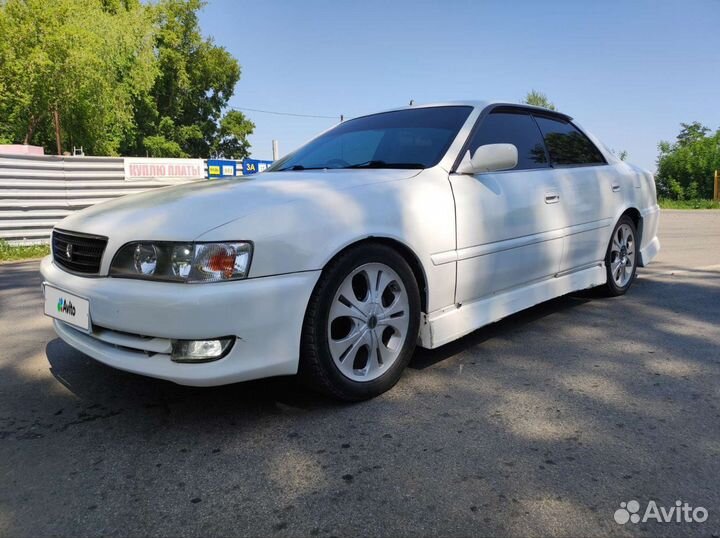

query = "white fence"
(0, 154), (202, 245)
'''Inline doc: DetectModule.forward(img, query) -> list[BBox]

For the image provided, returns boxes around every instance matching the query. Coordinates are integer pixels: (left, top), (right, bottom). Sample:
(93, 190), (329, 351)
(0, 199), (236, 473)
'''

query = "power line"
(231, 106), (340, 120)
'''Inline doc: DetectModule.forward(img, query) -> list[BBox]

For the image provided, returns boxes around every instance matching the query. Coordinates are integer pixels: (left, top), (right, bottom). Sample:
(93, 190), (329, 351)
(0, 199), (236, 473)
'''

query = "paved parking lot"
(1, 210), (718, 537)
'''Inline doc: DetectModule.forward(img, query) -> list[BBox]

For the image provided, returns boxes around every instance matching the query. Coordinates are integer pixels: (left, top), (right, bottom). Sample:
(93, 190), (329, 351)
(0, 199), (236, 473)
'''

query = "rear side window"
(534, 116), (606, 166)
(468, 112), (549, 170)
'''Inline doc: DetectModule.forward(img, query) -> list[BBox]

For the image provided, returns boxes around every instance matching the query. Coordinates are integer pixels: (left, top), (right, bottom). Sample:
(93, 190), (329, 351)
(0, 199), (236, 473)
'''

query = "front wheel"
(600, 216), (638, 296)
(299, 244), (421, 401)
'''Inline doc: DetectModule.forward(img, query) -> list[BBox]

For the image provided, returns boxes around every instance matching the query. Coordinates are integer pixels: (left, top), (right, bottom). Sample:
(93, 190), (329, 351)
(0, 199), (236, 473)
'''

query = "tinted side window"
(468, 112), (548, 170)
(534, 116), (606, 166)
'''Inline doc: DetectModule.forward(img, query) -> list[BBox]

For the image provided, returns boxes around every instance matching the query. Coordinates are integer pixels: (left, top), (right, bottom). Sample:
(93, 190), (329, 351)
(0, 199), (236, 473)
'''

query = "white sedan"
(41, 101), (660, 400)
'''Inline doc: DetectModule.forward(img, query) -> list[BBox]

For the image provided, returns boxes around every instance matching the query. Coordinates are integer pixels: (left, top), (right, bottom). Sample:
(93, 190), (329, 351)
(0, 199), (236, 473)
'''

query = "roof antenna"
(409, 99), (414, 106)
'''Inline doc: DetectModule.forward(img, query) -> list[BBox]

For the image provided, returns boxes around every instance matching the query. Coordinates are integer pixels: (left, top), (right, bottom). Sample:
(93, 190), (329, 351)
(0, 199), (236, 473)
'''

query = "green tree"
(523, 90), (556, 111)
(132, 0), (254, 159)
(655, 123), (720, 199)
(143, 117), (186, 157)
(211, 110), (255, 158)
(0, 0), (156, 155)
(676, 122), (710, 147)
(0, 0), (253, 158)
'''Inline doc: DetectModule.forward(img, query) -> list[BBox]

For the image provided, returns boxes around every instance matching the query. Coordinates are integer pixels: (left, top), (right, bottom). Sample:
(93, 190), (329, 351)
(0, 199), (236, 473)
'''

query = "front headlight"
(109, 241), (252, 283)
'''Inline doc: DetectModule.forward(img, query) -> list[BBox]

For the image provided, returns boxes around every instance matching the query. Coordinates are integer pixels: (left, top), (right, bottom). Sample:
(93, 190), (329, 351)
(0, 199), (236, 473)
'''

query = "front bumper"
(40, 256), (320, 386)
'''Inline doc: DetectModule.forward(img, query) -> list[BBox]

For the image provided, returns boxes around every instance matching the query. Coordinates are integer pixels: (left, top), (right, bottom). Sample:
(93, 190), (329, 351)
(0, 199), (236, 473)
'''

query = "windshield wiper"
(278, 161), (425, 171)
(277, 165), (327, 171)
(343, 160), (425, 169)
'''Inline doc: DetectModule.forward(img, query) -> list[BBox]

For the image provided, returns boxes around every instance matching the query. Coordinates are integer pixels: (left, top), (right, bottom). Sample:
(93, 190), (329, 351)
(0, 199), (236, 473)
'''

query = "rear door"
(449, 109), (566, 304)
(533, 115), (615, 272)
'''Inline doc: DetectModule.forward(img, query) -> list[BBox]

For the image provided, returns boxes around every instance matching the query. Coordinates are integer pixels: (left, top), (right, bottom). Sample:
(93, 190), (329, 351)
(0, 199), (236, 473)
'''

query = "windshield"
(269, 106), (473, 171)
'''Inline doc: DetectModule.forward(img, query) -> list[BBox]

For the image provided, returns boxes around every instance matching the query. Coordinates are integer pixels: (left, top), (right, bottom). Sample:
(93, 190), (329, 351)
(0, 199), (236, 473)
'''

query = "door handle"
(544, 192), (560, 204)
(612, 183), (621, 192)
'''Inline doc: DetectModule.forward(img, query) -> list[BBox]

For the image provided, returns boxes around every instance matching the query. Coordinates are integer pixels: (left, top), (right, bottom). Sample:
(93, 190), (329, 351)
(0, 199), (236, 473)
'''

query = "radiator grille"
(52, 229), (107, 274)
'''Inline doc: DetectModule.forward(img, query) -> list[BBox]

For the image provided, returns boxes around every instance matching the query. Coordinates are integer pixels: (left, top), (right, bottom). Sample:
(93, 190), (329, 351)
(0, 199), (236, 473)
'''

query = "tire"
(299, 243), (421, 401)
(600, 215), (638, 296)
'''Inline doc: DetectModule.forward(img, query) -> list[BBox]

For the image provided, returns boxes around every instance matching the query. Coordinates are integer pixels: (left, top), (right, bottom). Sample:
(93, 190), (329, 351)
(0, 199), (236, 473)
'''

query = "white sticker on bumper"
(43, 283), (90, 332)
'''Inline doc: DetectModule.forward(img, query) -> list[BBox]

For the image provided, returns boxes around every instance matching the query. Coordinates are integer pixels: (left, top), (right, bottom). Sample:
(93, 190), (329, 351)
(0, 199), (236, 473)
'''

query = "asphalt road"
(1, 210), (718, 538)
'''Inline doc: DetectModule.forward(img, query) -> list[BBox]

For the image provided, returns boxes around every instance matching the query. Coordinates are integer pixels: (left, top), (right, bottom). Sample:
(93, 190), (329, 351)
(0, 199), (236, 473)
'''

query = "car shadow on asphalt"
(410, 293), (592, 370)
(44, 336), (334, 412)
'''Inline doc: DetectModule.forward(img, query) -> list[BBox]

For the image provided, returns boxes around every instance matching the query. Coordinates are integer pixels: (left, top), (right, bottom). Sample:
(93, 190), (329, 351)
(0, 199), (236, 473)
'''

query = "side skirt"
(419, 264), (607, 349)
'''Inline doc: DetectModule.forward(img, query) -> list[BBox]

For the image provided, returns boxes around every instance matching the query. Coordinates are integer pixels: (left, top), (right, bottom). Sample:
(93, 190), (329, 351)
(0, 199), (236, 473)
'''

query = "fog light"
(171, 337), (234, 363)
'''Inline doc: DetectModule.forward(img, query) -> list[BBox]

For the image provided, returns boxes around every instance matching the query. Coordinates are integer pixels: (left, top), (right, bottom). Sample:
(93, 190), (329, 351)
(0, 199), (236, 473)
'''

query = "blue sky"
(198, 0), (719, 171)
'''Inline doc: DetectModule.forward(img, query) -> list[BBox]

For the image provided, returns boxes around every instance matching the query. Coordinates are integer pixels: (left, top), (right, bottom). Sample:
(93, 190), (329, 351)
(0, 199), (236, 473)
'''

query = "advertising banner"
(124, 158), (205, 182)
(242, 159), (273, 175)
(207, 159), (237, 179)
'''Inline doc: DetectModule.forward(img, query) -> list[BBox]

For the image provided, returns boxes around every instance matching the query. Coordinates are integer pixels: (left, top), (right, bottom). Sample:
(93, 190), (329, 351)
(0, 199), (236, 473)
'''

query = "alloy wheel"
(327, 262), (410, 382)
(609, 223), (636, 287)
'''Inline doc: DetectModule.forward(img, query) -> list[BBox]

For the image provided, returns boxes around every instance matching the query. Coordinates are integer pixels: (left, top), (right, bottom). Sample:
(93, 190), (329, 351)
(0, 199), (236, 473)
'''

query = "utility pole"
(714, 170), (719, 201)
(53, 108), (62, 156)
(272, 140), (279, 161)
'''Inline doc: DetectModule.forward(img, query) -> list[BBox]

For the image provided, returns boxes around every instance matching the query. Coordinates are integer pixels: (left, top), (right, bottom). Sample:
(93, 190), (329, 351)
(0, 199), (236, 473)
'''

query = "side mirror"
(456, 143), (518, 174)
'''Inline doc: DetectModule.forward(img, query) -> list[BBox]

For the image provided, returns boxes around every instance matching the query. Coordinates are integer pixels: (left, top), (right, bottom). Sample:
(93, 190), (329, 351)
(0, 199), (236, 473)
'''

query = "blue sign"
(207, 159), (237, 179)
(242, 159), (273, 175)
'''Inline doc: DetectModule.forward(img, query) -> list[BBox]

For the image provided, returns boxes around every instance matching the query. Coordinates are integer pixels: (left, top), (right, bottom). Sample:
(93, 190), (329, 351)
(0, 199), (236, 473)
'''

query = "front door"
(450, 109), (566, 305)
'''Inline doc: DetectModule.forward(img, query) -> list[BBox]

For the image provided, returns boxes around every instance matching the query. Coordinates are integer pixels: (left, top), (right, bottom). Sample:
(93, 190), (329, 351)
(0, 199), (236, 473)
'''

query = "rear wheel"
(601, 216), (638, 296)
(299, 244), (420, 401)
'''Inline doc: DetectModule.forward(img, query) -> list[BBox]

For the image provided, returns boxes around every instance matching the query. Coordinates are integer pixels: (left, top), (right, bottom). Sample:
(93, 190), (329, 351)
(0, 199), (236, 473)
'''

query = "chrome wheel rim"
(610, 223), (635, 287)
(327, 263), (410, 382)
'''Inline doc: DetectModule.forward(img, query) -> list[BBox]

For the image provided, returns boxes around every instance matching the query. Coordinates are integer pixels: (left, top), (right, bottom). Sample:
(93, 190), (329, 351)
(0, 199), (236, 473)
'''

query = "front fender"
(196, 169), (458, 313)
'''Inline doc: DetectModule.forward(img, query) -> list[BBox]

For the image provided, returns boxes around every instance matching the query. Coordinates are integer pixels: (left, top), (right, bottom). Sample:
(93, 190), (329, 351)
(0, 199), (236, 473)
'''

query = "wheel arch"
(621, 206), (642, 232)
(319, 236), (429, 314)
(610, 206), (647, 268)
(612, 206), (642, 240)
(618, 206), (644, 257)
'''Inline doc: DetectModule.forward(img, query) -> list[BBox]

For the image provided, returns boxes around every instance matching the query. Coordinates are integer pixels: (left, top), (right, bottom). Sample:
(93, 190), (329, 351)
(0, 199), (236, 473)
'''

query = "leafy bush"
(0, 240), (50, 261)
(658, 198), (720, 209)
(656, 122), (720, 200)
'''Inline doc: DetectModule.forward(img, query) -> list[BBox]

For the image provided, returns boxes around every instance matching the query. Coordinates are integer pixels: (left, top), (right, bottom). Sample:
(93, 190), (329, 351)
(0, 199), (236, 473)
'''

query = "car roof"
(358, 100), (573, 121)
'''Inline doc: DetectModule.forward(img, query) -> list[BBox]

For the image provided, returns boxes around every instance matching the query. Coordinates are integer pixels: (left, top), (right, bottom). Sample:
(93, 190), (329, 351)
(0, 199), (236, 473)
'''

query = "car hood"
(56, 169), (420, 241)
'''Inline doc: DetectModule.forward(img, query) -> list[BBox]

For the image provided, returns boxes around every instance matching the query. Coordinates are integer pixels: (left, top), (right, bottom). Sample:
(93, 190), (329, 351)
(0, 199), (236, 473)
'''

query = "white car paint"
(40, 101), (660, 386)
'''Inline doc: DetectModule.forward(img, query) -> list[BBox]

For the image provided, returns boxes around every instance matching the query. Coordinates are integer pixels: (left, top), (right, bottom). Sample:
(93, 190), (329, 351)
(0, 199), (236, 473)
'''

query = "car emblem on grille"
(65, 243), (73, 260)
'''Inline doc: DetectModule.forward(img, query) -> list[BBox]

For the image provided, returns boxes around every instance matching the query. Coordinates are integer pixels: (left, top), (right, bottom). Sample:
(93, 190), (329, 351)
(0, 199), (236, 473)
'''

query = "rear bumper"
(639, 204), (661, 267)
(41, 256), (320, 386)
